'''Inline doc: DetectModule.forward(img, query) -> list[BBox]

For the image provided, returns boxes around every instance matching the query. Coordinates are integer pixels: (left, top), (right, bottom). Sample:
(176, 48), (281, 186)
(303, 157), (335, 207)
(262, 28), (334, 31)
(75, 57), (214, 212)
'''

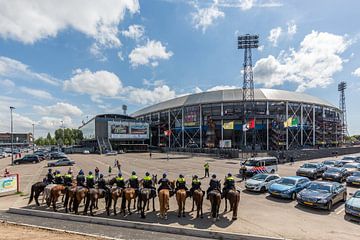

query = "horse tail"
(210, 196), (216, 218)
(107, 189), (112, 210)
(28, 184), (35, 205)
(121, 191), (126, 210)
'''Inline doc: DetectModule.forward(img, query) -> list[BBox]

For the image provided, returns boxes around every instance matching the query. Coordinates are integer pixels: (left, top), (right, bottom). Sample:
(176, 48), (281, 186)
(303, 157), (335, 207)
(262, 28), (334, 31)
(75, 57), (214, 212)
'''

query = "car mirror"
(349, 193), (354, 196)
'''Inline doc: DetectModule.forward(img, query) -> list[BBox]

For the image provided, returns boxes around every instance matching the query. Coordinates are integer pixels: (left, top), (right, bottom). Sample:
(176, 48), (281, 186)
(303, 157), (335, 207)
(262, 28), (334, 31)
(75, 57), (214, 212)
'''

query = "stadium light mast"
(338, 81), (348, 143)
(238, 34), (259, 150)
(122, 104), (128, 115)
(10, 106), (15, 166)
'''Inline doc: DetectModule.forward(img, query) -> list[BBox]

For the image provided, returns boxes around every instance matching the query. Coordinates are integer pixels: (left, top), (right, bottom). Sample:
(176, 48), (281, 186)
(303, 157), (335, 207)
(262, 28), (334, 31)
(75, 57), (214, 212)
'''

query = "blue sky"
(0, 0), (359, 137)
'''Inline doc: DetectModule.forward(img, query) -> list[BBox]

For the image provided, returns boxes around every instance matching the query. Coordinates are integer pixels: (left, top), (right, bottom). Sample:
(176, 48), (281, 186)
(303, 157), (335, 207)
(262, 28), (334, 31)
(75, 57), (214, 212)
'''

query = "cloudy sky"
(0, 0), (360, 137)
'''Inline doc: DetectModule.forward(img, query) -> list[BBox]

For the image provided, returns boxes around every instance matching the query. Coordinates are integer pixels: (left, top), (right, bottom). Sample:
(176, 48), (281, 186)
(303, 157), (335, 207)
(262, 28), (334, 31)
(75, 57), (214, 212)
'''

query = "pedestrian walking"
(149, 151), (152, 159)
(290, 156), (295, 165)
(240, 163), (247, 181)
(108, 165), (112, 176)
(204, 162), (209, 178)
(113, 159), (117, 168)
(116, 161), (121, 173)
(95, 167), (100, 180)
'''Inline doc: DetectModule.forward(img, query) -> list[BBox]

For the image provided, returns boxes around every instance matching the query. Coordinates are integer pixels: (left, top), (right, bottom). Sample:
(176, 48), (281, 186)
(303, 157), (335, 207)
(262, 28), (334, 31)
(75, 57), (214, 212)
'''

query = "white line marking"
(336, 208), (345, 215)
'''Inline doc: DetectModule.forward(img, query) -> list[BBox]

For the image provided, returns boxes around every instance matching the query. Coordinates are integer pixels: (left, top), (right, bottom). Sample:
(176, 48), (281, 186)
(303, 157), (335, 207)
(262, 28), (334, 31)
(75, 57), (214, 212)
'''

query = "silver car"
(245, 173), (280, 192)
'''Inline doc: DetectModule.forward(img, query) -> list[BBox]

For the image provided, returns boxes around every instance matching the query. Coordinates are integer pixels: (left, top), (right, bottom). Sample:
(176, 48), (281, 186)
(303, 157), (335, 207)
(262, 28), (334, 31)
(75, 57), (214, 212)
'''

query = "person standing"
(108, 165), (112, 176)
(116, 160), (121, 173)
(149, 151), (152, 159)
(204, 162), (210, 178)
(95, 167), (100, 180)
(240, 163), (247, 181)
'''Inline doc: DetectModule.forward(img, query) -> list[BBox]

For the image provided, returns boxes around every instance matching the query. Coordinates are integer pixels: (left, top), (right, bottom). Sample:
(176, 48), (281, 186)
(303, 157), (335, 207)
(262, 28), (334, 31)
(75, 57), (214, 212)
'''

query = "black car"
(49, 152), (67, 160)
(14, 154), (40, 165)
(297, 181), (347, 210)
(346, 171), (360, 186)
(47, 158), (75, 167)
(33, 151), (46, 160)
(322, 160), (336, 168)
(322, 167), (348, 182)
(296, 162), (327, 179)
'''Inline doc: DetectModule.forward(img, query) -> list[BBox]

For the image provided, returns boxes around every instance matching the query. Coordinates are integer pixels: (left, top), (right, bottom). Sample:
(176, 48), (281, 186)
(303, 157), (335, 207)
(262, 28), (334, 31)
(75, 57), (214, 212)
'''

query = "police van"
(240, 157), (278, 176)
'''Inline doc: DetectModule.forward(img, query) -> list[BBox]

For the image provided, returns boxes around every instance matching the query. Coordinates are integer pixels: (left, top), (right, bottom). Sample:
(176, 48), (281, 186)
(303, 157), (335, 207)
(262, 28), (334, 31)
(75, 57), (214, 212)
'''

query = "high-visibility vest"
(130, 175), (138, 180)
(55, 174), (62, 178)
(226, 177), (234, 181)
(116, 177), (124, 181)
(86, 175), (94, 180)
(204, 163), (209, 169)
(177, 178), (185, 183)
(64, 174), (72, 179)
(144, 176), (152, 181)
(192, 179), (200, 184)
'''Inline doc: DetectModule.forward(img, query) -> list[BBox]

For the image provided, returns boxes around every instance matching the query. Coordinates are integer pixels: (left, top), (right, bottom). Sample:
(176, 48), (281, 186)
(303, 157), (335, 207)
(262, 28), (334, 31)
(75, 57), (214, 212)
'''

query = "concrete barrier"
(8, 207), (285, 240)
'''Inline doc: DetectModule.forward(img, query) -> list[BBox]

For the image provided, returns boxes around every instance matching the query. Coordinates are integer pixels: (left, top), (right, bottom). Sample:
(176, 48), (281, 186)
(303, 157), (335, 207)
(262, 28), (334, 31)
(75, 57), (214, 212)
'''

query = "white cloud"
(0, 79), (15, 89)
(287, 21), (297, 37)
(34, 102), (83, 117)
(207, 85), (238, 91)
(127, 84), (176, 105)
(122, 24), (144, 40)
(268, 27), (282, 46)
(254, 31), (351, 92)
(129, 40), (173, 67)
(64, 69), (123, 98)
(258, 45), (264, 51)
(192, 0), (225, 33)
(352, 67), (360, 77)
(38, 116), (74, 130)
(117, 51), (125, 61)
(0, 56), (59, 85)
(20, 87), (53, 100)
(238, 0), (254, 10)
(194, 86), (203, 93)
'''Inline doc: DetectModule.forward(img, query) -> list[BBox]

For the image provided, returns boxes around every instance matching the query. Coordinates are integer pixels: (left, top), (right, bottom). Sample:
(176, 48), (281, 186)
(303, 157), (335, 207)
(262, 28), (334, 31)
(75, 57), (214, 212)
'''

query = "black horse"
(137, 175), (157, 218)
(28, 181), (47, 206)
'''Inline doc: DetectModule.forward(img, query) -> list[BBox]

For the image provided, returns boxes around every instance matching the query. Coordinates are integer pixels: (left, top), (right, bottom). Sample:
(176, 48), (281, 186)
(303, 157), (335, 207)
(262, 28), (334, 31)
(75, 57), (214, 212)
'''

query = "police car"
(240, 157), (278, 177)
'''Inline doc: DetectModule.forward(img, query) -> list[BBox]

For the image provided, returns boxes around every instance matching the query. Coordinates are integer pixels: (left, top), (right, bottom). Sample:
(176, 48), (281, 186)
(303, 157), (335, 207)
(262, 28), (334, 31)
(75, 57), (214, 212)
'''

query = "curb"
(1, 220), (118, 239)
(8, 208), (285, 240)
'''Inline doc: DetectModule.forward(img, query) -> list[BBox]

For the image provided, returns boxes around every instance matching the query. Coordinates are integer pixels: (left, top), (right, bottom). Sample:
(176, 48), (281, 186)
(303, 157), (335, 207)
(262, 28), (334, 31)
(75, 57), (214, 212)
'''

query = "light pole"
(10, 106), (15, 166)
(32, 123), (35, 152)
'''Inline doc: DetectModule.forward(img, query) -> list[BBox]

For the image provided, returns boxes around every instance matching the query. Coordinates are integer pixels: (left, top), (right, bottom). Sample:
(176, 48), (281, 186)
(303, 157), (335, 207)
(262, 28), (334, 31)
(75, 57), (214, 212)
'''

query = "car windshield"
(343, 157), (355, 160)
(343, 164), (358, 168)
(327, 168), (341, 173)
(323, 161), (335, 165)
(307, 183), (331, 193)
(245, 160), (260, 167)
(354, 191), (360, 198)
(277, 178), (296, 186)
(352, 172), (360, 177)
(252, 174), (268, 181)
(302, 163), (317, 168)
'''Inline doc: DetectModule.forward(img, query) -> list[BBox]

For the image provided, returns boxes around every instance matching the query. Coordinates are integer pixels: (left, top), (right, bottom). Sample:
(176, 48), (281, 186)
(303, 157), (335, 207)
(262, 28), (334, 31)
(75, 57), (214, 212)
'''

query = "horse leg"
(128, 199), (132, 215)
(200, 196), (204, 218)
(182, 199), (185, 217)
(224, 198), (228, 212)
(152, 197), (155, 212)
(52, 196), (57, 212)
(191, 197), (194, 212)
(34, 190), (41, 206)
(141, 200), (145, 219)
(147, 199), (150, 211)
(113, 197), (117, 215)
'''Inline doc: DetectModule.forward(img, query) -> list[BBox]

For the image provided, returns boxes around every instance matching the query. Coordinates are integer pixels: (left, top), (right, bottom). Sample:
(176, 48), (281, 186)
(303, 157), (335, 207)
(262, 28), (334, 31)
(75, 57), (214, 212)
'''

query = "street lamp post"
(32, 123), (35, 152)
(10, 106), (15, 166)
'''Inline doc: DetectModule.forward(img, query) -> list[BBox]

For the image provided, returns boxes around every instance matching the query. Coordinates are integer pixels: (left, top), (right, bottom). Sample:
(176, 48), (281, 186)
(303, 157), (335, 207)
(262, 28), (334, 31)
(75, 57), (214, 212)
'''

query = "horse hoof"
(182, 214), (185, 217)
(201, 215), (203, 219)
(178, 215), (180, 218)
(232, 217), (237, 221)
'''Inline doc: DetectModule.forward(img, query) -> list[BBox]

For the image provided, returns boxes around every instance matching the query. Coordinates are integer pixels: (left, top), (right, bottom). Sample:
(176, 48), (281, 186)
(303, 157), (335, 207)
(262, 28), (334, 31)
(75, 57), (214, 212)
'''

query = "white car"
(245, 173), (281, 192)
(82, 150), (90, 154)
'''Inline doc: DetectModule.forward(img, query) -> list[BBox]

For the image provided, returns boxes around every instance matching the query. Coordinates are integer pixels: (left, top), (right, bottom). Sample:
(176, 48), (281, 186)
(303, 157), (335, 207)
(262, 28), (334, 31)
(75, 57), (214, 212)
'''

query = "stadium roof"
(132, 88), (338, 117)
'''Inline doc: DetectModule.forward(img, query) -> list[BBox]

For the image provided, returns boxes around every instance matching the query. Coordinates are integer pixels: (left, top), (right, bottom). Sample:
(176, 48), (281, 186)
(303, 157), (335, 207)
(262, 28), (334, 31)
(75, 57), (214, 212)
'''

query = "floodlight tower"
(338, 81), (348, 142)
(238, 34), (259, 149)
(122, 104), (128, 115)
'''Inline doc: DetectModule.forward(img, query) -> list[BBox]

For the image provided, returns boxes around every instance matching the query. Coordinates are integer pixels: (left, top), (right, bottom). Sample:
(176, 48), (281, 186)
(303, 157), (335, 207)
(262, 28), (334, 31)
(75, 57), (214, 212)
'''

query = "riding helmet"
(145, 172), (150, 176)
(132, 171), (136, 175)
(118, 172), (122, 177)
(212, 174), (217, 178)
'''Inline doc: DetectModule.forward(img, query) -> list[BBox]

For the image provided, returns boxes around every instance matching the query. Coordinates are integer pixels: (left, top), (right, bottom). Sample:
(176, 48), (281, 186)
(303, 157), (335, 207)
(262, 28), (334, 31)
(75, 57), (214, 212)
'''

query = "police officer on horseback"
(97, 173), (109, 195)
(189, 175), (202, 198)
(142, 172), (156, 198)
(63, 169), (73, 187)
(76, 169), (86, 187)
(54, 170), (63, 185)
(46, 169), (54, 184)
(157, 173), (173, 195)
(206, 174), (221, 199)
(86, 171), (95, 188)
(222, 173), (236, 199)
(128, 171), (139, 194)
(115, 172), (125, 189)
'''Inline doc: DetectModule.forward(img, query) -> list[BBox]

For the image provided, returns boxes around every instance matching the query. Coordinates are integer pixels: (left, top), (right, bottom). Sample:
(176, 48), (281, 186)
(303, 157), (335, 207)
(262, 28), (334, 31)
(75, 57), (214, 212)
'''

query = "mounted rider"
(175, 174), (189, 197)
(97, 173), (110, 196)
(142, 172), (156, 198)
(46, 169), (54, 184)
(54, 170), (63, 185)
(189, 175), (203, 198)
(222, 173), (236, 199)
(206, 174), (221, 199)
(128, 171), (139, 194)
(76, 169), (86, 187)
(157, 173), (173, 196)
(86, 171), (95, 188)
(115, 172), (125, 189)
(63, 169), (73, 187)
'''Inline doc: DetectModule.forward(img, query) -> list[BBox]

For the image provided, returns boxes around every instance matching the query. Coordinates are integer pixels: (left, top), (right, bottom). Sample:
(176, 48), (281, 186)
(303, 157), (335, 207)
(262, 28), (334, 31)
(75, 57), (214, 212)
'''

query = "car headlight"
(317, 198), (328, 204)
(283, 189), (293, 194)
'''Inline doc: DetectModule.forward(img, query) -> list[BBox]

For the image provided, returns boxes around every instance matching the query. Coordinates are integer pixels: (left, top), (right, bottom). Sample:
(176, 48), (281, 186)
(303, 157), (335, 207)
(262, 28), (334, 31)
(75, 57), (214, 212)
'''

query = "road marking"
(336, 208), (345, 215)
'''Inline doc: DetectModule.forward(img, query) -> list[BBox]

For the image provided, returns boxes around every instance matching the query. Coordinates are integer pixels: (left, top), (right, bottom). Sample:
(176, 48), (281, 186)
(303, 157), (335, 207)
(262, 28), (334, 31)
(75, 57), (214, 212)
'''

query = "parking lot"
(1, 152), (360, 240)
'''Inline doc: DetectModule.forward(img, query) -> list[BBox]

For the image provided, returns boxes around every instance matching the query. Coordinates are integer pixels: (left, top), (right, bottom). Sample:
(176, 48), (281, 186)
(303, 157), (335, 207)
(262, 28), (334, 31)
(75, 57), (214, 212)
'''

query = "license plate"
(272, 192), (280, 195)
(325, 178), (332, 180)
(304, 202), (313, 205)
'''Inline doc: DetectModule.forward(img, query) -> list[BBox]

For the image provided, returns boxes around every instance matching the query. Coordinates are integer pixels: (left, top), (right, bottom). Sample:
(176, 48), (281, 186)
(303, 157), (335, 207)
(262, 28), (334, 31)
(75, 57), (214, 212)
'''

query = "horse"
(49, 185), (66, 211)
(28, 181), (47, 206)
(73, 187), (89, 215)
(64, 186), (77, 213)
(111, 187), (123, 215)
(43, 184), (57, 206)
(121, 188), (137, 216)
(208, 189), (221, 222)
(176, 188), (187, 217)
(158, 180), (175, 220)
(224, 189), (240, 220)
(84, 188), (112, 216)
(191, 189), (204, 218)
(137, 175), (157, 218)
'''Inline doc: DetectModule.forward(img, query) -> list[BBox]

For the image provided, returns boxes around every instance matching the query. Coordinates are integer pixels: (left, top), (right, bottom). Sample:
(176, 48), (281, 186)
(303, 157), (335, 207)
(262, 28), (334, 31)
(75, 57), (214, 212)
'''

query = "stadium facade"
(131, 88), (343, 151)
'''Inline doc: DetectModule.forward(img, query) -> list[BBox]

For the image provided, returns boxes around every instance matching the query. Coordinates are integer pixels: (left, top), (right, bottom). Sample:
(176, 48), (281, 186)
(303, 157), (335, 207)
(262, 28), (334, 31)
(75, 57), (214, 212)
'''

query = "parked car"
(13, 154), (40, 165)
(245, 173), (280, 192)
(335, 159), (355, 167)
(47, 158), (75, 167)
(49, 152), (67, 160)
(322, 160), (337, 168)
(105, 150), (117, 156)
(342, 163), (360, 174)
(342, 156), (360, 163)
(241, 157), (278, 177)
(346, 171), (360, 186)
(297, 181), (347, 210)
(268, 176), (311, 200)
(322, 167), (348, 182)
(82, 150), (90, 154)
(33, 151), (46, 160)
(345, 190), (360, 218)
(296, 162), (327, 179)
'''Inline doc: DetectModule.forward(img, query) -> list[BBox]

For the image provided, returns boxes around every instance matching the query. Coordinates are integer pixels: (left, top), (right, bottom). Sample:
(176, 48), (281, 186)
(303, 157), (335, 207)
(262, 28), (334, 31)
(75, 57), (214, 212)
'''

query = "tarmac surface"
(1, 152), (360, 240)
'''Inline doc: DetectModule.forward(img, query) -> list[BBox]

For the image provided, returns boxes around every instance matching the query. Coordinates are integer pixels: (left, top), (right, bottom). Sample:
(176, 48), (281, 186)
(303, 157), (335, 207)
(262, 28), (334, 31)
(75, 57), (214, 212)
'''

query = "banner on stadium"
(283, 117), (299, 128)
(109, 121), (149, 139)
(223, 121), (234, 130)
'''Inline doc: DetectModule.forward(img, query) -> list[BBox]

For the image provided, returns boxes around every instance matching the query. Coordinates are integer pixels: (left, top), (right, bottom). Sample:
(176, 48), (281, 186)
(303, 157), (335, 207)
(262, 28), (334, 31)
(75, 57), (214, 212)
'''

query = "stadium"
(132, 88), (343, 151)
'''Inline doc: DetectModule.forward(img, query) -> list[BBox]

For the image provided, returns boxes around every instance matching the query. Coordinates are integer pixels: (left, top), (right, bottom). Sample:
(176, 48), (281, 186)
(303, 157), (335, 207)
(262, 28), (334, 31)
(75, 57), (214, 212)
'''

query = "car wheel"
(270, 169), (275, 174)
(32, 160), (36, 164)
(260, 186), (266, 192)
(291, 192), (296, 200)
(326, 201), (333, 211)
(342, 193), (347, 202)
(15, 161), (19, 165)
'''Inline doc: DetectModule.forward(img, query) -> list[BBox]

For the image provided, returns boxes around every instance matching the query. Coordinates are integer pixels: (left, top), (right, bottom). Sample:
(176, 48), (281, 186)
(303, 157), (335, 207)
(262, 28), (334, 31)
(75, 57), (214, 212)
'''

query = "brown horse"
(73, 187), (89, 214)
(28, 181), (47, 206)
(111, 187), (123, 215)
(176, 189), (187, 217)
(49, 185), (66, 211)
(158, 180), (175, 220)
(84, 188), (111, 216)
(224, 189), (240, 220)
(64, 186), (77, 213)
(121, 188), (137, 215)
(191, 189), (204, 218)
(208, 189), (221, 222)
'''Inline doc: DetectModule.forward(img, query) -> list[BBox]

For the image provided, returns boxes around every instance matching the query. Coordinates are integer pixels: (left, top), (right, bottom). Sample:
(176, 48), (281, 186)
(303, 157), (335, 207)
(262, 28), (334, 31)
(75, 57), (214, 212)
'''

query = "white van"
(240, 157), (278, 176)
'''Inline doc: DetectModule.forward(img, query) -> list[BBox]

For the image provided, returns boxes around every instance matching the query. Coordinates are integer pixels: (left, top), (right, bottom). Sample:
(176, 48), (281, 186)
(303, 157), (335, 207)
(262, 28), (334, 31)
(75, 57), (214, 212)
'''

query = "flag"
(248, 119), (255, 129)
(164, 130), (172, 136)
(242, 124), (248, 132)
(223, 121), (234, 130)
(291, 117), (299, 126)
(284, 117), (298, 128)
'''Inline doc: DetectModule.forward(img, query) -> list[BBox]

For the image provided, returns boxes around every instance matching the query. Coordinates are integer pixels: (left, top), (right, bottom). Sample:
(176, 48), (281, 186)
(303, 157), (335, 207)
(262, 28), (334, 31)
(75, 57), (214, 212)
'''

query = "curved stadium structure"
(132, 88), (343, 151)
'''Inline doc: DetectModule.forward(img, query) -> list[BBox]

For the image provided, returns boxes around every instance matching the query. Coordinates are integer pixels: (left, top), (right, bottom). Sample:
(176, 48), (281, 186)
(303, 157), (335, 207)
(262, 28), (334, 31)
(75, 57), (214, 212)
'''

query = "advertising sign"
(109, 121), (149, 139)
(220, 140), (232, 148)
(0, 175), (18, 194)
